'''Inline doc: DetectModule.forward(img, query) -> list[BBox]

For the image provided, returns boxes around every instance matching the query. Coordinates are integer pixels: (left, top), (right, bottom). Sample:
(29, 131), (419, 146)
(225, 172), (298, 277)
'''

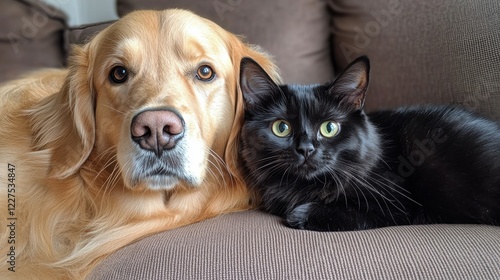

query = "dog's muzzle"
(131, 109), (185, 157)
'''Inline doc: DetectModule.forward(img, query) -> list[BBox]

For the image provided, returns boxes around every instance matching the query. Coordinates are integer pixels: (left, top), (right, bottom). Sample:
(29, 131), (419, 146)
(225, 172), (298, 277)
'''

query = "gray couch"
(1, 0), (499, 279)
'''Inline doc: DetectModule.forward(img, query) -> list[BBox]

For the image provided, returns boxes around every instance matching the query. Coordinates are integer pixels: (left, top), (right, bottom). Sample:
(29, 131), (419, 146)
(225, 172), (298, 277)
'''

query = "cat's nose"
(296, 143), (315, 159)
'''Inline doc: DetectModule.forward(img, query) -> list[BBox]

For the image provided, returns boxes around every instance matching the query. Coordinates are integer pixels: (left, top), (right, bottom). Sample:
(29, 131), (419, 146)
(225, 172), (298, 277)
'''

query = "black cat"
(238, 56), (500, 231)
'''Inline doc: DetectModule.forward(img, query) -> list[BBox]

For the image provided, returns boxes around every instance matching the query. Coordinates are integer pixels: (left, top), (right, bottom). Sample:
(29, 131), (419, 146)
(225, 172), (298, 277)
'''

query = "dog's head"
(39, 10), (280, 191)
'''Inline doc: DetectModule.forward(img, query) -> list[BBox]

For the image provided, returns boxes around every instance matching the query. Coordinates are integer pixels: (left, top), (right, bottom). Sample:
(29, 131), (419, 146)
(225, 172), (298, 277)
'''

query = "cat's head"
(241, 56), (370, 113)
(239, 56), (380, 183)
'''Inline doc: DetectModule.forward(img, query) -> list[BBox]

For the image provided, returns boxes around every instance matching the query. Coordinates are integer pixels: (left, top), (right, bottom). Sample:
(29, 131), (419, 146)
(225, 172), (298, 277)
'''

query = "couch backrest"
(2, 0), (499, 120)
(115, 0), (500, 120)
(0, 0), (67, 83)
(331, 0), (500, 119)
(116, 0), (335, 85)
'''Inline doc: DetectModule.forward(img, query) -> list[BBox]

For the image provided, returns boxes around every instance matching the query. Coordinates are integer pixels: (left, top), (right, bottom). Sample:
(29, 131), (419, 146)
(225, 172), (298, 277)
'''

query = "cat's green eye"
(272, 120), (292, 137)
(320, 121), (340, 138)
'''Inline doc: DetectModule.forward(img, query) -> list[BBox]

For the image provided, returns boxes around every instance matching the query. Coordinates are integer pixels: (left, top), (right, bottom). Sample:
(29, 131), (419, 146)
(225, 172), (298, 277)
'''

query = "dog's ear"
(29, 44), (95, 179)
(223, 34), (281, 186)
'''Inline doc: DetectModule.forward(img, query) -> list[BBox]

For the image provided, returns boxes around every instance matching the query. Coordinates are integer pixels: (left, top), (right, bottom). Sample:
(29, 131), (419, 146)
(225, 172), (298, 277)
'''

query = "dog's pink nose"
(131, 109), (184, 156)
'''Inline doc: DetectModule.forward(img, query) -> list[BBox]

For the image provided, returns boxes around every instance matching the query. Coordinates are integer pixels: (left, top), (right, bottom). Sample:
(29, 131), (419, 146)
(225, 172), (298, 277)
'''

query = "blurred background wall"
(42, 0), (118, 26)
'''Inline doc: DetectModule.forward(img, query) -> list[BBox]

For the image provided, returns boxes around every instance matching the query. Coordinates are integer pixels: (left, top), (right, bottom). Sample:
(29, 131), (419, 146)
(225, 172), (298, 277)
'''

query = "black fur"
(238, 56), (500, 231)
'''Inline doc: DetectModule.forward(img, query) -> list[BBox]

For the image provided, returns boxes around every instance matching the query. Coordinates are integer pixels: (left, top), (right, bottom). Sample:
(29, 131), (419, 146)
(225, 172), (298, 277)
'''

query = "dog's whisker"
(102, 104), (127, 115)
(205, 148), (229, 187)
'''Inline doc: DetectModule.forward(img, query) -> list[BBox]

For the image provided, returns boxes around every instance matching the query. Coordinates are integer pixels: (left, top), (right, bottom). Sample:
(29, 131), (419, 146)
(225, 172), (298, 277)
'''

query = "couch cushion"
(116, 0), (334, 84)
(90, 210), (500, 280)
(0, 0), (67, 83)
(330, 0), (500, 120)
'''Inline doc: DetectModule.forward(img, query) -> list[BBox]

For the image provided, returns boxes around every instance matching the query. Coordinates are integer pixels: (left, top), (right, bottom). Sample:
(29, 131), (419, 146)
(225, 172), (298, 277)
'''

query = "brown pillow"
(329, 0), (500, 120)
(116, 0), (334, 84)
(0, 0), (67, 83)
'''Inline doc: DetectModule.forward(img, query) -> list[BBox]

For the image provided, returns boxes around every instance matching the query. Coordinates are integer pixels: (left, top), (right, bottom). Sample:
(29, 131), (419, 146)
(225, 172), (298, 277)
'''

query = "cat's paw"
(285, 203), (312, 229)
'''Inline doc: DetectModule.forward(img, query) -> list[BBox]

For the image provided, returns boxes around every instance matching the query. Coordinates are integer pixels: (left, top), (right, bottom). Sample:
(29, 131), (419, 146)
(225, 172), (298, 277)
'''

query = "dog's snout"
(131, 110), (184, 156)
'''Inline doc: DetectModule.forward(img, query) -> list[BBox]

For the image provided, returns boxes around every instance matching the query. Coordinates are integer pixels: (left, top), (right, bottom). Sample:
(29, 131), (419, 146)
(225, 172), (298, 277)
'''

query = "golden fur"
(0, 9), (280, 279)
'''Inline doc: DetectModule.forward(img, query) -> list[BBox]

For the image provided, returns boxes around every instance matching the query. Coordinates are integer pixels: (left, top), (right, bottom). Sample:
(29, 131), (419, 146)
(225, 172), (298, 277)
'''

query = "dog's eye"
(196, 65), (215, 81)
(109, 66), (129, 84)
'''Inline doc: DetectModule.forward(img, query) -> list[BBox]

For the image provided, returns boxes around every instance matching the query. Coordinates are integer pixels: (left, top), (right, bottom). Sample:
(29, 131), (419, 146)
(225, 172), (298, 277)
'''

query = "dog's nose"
(131, 109), (184, 156)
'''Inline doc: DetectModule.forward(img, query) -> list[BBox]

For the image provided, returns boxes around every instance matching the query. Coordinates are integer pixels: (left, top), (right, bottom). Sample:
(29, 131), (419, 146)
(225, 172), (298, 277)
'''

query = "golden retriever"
(0, 9), (280, 279)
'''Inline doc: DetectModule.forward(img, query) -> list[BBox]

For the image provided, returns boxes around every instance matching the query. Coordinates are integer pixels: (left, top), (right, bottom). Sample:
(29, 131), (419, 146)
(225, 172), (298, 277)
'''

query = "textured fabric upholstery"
(0, 0), (67, 83)
(330, 0), (500, 120)
(90, 210), (500, 280)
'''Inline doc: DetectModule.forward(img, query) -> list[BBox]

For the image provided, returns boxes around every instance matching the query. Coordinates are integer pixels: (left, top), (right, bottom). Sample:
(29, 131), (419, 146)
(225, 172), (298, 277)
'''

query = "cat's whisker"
(251, 155), (285, 173)
(331, 172), (347, 204)
(324, 166), (349, 208)
(367, 172), (422, 207)
(252, 164), (287, 187)
(323, 165), (353, 208)
(337, 165), (409, 219)
(336, 159), (421, 208)
(336, 167), (382, 213)
(331, 161), (407, 219)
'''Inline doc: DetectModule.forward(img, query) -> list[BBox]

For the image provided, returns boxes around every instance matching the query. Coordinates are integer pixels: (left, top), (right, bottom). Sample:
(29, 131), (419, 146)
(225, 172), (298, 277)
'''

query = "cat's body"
(238, 56), (500, 231)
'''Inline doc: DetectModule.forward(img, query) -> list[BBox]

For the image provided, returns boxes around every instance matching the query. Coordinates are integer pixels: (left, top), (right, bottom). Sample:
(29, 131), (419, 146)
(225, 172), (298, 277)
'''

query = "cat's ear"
(330, 56), (370, 110)
(240, 57), (280, 109)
